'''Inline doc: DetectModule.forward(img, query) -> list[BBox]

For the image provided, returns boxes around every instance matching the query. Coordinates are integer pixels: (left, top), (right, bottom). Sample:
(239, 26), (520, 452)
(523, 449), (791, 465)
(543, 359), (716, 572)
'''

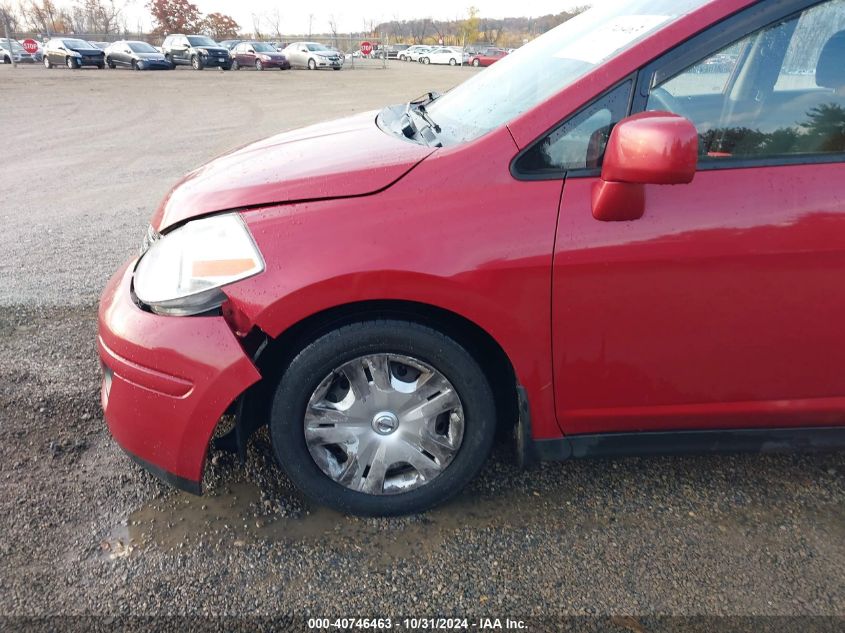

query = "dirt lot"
(1, 62), (844, 627)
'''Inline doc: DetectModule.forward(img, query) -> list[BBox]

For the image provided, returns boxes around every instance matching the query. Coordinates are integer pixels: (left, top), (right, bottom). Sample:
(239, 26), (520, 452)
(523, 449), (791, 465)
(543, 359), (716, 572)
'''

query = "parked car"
(219, 39), (243, 51)
(0, 39), (36, 64)
(43, 38), (104, 69)
(99, 0), (845, 518)
(282, 41), (343, 70)
(90, 41), (110, 50)
(401, 45), (432, 62)
(231, 41), (290, 70)
(161, 34), (231, 70)
(420, 46), (468, 65)
(105, 40), (172, 70)
(469, 47), (508, 67)
(376, 44), (410, 59)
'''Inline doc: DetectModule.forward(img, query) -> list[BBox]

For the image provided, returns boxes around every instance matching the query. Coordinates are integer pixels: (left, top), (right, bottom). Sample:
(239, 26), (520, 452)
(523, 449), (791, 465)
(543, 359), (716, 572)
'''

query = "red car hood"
(152, 111), (434, 231)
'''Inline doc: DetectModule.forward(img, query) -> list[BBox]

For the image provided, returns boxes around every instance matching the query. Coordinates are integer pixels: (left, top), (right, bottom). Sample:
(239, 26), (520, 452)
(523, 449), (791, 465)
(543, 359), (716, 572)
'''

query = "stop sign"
(22, 39), (39, 54)
(360, 41), (373, 56)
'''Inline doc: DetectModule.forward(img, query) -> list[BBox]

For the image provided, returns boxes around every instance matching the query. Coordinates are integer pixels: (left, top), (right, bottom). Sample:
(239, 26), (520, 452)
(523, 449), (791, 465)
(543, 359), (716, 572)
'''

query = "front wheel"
(107, 57), (116, 69)
(449, 58), (457, 66)
(191, 55), (203, 70)
(307, 58), (316, 70)
(422, 57), (430, 65)
(270, 320), (496, 517)
(66, 56), (79, 69)
(255, 59), (264, 71)
(44, 56), (52, 69)
(231, 59), (239, 70)
(472, 59), (480, 67)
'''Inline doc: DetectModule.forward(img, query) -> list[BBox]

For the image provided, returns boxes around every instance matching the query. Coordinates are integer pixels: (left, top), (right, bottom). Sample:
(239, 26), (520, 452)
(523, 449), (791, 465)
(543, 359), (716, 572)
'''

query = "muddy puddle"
(102, 480), (563, 564)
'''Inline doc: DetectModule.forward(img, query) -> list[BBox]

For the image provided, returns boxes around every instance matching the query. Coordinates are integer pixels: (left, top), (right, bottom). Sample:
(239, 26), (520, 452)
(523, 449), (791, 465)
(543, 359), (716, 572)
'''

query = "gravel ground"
(1, 62), (844, 627)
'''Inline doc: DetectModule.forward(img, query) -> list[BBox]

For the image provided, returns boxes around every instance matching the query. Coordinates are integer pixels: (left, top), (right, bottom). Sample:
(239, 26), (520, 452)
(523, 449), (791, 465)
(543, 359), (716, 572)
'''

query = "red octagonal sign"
(22, 39), (39, 54)
(360, 41), (373, 56)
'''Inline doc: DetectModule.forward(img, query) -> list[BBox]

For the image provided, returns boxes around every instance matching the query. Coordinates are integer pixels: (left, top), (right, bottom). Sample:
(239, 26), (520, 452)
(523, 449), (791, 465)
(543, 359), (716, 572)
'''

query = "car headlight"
(133, 213), (264, 316)
(260, 54), (271, 60)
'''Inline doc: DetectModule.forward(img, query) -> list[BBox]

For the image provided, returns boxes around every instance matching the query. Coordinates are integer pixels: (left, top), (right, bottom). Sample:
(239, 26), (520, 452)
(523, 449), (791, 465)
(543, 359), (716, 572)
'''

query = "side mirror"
(592, 111), (698, 222)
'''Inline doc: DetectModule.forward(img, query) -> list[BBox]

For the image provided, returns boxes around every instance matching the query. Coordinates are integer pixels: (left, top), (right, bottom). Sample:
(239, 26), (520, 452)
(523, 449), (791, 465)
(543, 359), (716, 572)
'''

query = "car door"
(295, 44), (309, 67)
(549, 0), (845, 435)
(48, 40), (62, 64)
(173, 36), (189, 64)
(116, 44), (130, 66)
(242, 43), (256, 67)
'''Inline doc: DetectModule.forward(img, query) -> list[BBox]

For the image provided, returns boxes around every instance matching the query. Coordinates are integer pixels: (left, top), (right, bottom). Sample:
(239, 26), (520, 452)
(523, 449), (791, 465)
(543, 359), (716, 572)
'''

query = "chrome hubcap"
(304, 354), (464, 495)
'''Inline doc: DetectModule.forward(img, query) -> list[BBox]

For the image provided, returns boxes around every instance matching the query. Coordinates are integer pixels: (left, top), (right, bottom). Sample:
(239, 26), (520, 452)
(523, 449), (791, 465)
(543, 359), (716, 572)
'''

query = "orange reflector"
(192, 258), (256, 277)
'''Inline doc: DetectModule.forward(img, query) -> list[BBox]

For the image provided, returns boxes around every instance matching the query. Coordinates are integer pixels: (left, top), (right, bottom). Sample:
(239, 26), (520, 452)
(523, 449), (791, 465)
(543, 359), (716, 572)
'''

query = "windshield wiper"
(415, 105), (440, 134)
(409, 91), (441, 107)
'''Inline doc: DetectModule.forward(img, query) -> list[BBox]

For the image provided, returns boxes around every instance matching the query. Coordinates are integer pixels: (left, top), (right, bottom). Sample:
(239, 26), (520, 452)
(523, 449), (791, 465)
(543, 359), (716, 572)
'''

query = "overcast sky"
(119, 0), (593, 35)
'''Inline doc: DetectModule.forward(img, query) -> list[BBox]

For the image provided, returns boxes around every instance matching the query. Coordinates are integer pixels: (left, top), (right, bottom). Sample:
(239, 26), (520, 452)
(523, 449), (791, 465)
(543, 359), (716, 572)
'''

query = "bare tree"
(327, 14), (337, 48)
(250, 12), (261, 38)
(0, 2), (21, 32)
(22, 0), (60, 34)
(264, 7), (282, 40)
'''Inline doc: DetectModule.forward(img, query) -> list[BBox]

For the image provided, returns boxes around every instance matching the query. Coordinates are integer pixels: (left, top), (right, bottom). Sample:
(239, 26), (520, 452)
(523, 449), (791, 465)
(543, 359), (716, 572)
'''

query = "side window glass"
(515, 81), (632, 175)
(648, 0), (845, 162)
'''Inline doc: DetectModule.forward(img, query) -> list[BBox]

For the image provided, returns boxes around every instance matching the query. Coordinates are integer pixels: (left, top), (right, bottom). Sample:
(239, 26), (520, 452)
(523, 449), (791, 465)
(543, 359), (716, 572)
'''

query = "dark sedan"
(43, 38), (104, 69)
(230, 41), (290, 70)
(105, 40), (173, 70)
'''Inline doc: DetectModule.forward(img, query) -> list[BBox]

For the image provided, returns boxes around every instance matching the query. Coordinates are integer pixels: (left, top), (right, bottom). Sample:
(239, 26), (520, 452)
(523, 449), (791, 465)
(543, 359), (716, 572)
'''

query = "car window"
(647, 0), (845, 163)
(515, 80), (633, 175)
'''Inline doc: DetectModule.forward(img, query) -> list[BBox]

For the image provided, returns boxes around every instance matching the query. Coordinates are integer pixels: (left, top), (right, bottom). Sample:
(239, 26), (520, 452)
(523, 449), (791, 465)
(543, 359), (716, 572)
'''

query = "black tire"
(106, 57), (115, 69)
(231, 59), (239, 70)
(131, 60), (139, 71)
(97, 62), (105, 69)
(66, 56), (79, 69)
(333, 66), (341, 70)
(307, 58), (316, 70)
(191, 55), (203, 70)
(255, 59), (263, 71)
(449, 58), (457, 66)
(44, 56), (52, 69)
(3, 55), (10, 64)
(422, 57), (430, 65)
(472, 59), (480, 67)
(270, 320), (496, 517)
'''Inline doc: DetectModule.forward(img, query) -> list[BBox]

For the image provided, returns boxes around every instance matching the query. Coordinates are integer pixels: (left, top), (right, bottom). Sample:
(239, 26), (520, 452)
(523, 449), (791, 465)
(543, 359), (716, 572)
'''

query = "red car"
(230, 41), (290, 71)
(469, 47), (508, 66)
(99, 0), (845, 517)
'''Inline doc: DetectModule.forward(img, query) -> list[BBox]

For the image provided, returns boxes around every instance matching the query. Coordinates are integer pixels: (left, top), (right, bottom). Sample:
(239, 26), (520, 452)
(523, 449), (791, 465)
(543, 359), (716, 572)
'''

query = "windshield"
(187, 36), (217, 47)
(62, 39), (92, 49)
(306, 43), (329, 51)
(129, 42), (157, 53)
(253, 43), (275, 52)
(1, 40), (24, 51)
(426, 0), (712, 145)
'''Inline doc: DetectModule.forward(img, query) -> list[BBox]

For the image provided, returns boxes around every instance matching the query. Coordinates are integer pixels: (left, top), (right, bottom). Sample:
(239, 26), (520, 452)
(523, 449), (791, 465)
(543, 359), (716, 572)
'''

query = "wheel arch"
(235, 298), (521, 455)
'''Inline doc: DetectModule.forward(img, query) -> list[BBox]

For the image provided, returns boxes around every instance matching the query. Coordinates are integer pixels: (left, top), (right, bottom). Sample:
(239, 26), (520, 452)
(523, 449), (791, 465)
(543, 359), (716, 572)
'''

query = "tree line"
(0, 0), (587, 46)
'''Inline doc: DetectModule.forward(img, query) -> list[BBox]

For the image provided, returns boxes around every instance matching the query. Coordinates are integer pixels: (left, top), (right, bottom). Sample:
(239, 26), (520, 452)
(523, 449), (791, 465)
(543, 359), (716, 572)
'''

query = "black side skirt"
(533, 427), (845, 462)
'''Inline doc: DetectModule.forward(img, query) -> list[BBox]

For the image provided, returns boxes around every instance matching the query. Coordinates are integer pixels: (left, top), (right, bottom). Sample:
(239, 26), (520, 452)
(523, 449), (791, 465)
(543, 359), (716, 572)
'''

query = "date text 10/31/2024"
(307, 618), (528, 630)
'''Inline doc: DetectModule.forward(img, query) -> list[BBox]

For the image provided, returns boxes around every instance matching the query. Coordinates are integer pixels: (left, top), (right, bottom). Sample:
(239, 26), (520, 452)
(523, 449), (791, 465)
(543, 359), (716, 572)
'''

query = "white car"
(419, 47), (468, 66)
(282, 41), (343, 70)
(0, 38), (36, 64)
(400, 45), (431, 62)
